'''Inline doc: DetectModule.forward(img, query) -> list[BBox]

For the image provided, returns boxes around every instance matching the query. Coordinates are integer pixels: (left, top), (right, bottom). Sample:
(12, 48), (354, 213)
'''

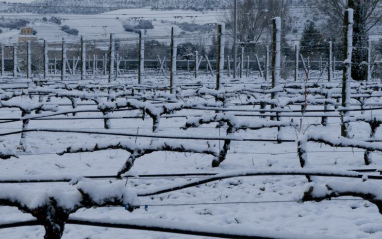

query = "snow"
(77, 180), (140, 207)
(68, 216), (346, 239)
(1, 6), (382, 239)
(0, 184), (82, 210)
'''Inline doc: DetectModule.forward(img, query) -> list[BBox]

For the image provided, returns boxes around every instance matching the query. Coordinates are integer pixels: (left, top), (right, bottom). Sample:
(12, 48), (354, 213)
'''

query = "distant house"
(18, 27), (37, 43)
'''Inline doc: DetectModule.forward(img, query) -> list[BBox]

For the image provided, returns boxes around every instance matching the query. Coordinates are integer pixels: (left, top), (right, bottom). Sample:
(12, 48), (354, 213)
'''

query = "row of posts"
(0, 23), (258, 88)
(0, 17), (374, 93)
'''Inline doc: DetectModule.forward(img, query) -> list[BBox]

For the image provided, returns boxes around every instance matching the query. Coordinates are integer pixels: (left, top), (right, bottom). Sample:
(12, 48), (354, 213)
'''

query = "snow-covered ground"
(1, 73), (382, 238)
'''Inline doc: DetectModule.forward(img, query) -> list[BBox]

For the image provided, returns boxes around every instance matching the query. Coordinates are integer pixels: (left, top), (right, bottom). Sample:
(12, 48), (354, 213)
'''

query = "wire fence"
(2, 28), (382, 81)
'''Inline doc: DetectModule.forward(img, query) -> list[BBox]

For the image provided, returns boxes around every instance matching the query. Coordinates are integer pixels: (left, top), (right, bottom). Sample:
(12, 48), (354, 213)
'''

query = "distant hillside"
(3, 0), (232, 14)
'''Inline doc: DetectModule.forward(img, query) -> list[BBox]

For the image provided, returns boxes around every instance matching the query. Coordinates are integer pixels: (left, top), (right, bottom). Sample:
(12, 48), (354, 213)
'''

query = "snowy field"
(1, 73), (382, 239)
(0, 8), (223, 44)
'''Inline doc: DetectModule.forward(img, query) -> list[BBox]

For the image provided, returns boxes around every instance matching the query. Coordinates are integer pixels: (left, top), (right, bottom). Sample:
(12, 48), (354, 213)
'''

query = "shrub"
(61, 25), (70, 31)
(123, 20), (154, 33)
(50, 16), (61, 25)
(136, 20), (153, 30)
(64, 28), (79, 36)
(0, 19), (29, 29)
(60, 25), (79, 36)
(123, 23), (139, 33)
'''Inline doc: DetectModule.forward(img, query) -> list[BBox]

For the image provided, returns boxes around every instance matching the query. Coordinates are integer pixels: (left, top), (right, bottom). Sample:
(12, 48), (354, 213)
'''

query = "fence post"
(115, 54), (119, 78)
(81, 35), (86, 80)
(240, 47), (244, 78)
(271, 17), (281, 122)
(265, 45), (269, 81)
(93, 54), (96, 75)
(367, 38), (371, 82)
(13, 44), (17, 78)
(108, 33), (115, 83)
(227, 55), (231, 77)
(216, 23), (225, 90)
(138, 29), (145, 84)
(272, 17), (281, 99)
(54, 57), (57, 75)
(103, 53), (107, 75)
(1, 45), (4, 76)
(194, 50), (198, 78)
(233, 0), (237, 79)
(43, 40), (48, 79)
(333, 56), (336, 79)
(294, 45), (299, 81)
(246, 56), (250, 77)
(170, 27), (177, 94)
(341, 8), (354, 138)
(328, 41), (333, 82)
(27, 41), (31, 79)
(61, 38), (66, 81)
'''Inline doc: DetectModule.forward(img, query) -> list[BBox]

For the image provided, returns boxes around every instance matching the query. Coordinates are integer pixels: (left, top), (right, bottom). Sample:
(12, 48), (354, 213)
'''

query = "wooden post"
(170, 27), (177, 94)
(88, 55), (91, 73)
(328, 41), (333, 82)
(246, 56), (250, 77)
(61, 38), (66, 81)
(265, 45), (269, 81)
(93, 54), (96, 75)
(341, 8), (354, 138)
(271, 17), (281, 122)
(233, 0), (237, 79)
(240, 47), (244, 78)
(194, 51), (199, 78)
(27, 41), (32, 78)
(1, 45), (4, 76)
(13, 44), (17, 78)
(103, 53), (107, 75)
(216, 24), (225, 90)
(227, 55), (231, 77)
(108, 33), (115, 83)
(81, 35), (86, 80)
(138, 29), (145, 84)
(54, 57), (57, 75)
(367, 39), (371, 82)
(115, 54), (119, 78)
(294, 45), (299, 81)
(272, 17), (281, 99)
(43, 40), (48, 79)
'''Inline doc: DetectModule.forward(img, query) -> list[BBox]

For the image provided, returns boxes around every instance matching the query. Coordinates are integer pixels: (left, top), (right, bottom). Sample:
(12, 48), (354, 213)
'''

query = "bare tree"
(223, 0), (290, 44)
(316, 0), (381, 32)
(316, 0), (382, 81)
